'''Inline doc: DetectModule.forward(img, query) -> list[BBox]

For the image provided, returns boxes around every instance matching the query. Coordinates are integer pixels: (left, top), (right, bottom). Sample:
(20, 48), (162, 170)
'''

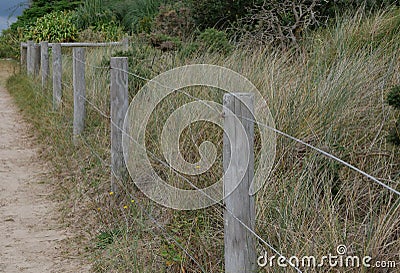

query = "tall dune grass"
(7, 8), (400, 273)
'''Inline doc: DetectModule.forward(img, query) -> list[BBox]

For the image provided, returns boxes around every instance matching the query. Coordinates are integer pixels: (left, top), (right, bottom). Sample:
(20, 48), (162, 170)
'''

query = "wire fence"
(22, 42), (400, 272)
(105, 57), (400, 198)
(71, 51), (305, 272)
(76, 52), (399, 272)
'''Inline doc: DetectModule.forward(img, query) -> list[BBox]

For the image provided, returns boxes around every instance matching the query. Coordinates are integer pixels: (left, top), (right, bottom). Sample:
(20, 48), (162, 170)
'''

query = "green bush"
(25, 11), (78, 42)
(198, 28), (233, 54)
(10, 0), (82, 32)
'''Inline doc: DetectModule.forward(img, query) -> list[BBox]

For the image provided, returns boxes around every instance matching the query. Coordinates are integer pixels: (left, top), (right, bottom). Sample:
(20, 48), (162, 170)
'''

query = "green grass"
(6, 8), (400, 273)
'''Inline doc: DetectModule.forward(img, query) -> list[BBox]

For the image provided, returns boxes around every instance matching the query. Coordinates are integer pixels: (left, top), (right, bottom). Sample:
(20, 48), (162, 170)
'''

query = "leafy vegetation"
(0, 0), (82, 57)
(198, 28), (233, 54)
(25, 11), (78, 42)
(10, 0), (82, 32)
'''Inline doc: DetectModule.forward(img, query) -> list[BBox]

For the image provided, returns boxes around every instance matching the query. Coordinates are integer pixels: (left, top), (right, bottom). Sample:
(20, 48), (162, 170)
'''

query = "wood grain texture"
(223, 93), (256, 273)
(52, 44), (62, 111)
(40, 41), (49, 88)
(110, 57), (129, 193)
(73, 47), (86, 144)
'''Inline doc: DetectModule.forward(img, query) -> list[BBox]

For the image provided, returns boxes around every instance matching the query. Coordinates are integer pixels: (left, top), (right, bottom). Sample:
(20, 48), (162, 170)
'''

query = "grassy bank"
(7, 8), (400, 273)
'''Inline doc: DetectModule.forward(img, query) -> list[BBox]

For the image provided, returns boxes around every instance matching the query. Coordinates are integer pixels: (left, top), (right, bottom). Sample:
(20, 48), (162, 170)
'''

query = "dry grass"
(6, 8), (400, 273)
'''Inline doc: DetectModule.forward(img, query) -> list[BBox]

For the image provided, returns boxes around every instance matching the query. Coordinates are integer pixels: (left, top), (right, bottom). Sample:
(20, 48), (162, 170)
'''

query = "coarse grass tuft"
(6, 8), (400, 273)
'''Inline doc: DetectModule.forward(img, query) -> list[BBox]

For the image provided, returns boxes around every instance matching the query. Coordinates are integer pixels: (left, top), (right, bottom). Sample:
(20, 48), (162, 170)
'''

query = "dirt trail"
(0, 61), (88, 273)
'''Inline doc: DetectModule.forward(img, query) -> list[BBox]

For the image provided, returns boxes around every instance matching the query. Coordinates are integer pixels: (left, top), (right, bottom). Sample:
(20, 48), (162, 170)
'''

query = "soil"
(0, 60), (89, 272)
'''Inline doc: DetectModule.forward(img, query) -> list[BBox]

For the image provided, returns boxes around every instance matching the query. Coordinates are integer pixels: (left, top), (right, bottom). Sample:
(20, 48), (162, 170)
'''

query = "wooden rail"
(21, 39), (128, 48)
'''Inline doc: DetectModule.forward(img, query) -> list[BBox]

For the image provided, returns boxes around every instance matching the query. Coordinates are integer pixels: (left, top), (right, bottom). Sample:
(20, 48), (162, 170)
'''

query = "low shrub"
(25, 10), (78, 42)
(198, 28), (233, 54)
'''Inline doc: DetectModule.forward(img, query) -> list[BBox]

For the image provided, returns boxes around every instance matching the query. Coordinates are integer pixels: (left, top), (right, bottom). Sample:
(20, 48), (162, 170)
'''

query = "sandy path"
(0, 61), (88, 272)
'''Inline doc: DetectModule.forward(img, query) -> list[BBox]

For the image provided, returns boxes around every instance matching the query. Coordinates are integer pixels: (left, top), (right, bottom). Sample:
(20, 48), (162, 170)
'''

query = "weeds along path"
(0, 61), (88, 273)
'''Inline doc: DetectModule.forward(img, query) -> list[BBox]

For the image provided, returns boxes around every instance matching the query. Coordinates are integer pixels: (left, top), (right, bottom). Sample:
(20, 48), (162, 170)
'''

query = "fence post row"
(110, 57), (129, 194)
(223, 93), (256, 273)
(72, 47), (86, 145)
(23, 40), (259, 272)
(40, 41), (49, 88)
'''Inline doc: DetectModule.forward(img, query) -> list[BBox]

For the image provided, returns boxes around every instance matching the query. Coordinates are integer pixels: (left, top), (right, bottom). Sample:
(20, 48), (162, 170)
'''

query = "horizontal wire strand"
(109, 118), (303, 273)
(46, 49), (399, 273)
(111, 66), (400, 197)
(78, 133), (207, 273)
(78, 64), (303, 272)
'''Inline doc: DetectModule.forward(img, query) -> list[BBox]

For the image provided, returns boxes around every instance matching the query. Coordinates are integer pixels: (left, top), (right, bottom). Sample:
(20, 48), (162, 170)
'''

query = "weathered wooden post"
(27, 41), (33, 75)
(122, 37), (129, 51)
(40, 41), (49, 88)
(223, 93), (256, 273)
(52, 43), (62, 110)
(20, 43), (27, 71)
(73, 47), (86, 145)
(32, 43), (41, 76)
(110, 57), (129, 194)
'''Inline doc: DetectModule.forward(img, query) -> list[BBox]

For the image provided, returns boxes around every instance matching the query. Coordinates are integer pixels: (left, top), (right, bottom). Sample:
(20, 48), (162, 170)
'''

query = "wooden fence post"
(27, 41), (33, 75)
(40, 41), (49, 88)
(110, 57), (129, 194)
(73, 47), (86, 144)
(20, 43), (27, 71)
(32, 43), (41, 76)
(122, 37), (129, 51)
(52, 43), (62, 110)
(223, 93), (256, 273)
